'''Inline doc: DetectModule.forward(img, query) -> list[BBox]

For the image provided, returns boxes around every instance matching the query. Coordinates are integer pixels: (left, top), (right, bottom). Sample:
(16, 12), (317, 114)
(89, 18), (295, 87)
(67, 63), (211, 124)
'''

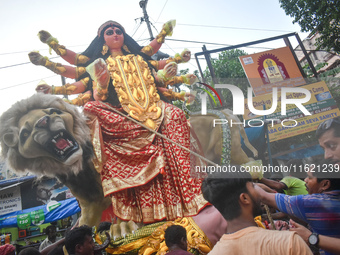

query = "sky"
(0, 0), (309, 117)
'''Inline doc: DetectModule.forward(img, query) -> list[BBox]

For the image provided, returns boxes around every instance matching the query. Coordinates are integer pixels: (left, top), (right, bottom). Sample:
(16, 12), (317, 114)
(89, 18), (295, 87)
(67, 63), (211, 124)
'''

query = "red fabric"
(84, 101), (207, 223)
(0, 244), (15, 255)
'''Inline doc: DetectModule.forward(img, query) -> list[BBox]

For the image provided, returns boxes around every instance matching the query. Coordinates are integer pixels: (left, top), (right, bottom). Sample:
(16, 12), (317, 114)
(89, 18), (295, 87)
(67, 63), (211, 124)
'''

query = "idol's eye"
(106, 30), (114, 36)
(20, 129), (30, 144)
(49, 108), (62, 115)
(115, 29), (122, 35)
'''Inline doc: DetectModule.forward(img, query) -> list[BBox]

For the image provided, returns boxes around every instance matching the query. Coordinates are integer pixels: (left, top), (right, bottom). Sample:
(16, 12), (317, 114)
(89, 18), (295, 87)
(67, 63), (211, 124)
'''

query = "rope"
(101, 102), (219, 167)
(264, 204), (276, 230)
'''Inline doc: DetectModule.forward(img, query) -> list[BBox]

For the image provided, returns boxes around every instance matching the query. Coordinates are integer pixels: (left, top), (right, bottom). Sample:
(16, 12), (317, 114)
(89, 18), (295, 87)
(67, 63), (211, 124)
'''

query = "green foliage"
(279, 0), (340, 53)
(203, 49), (250, 109)
(302, 62), (328, 77)
(204, 49), (248, 78)
(179, 68), (189, 75)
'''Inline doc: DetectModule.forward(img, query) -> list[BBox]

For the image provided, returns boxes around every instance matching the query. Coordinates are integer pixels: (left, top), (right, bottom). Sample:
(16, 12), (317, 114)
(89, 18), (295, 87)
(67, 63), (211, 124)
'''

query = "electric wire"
(155, 22), (297, 33)
(0, 36), (335, 71)
(0, 56), (61, 70)
(155, 0), (168, 22)
(130, 19), (143, 37)
(0, 75), (58, 91)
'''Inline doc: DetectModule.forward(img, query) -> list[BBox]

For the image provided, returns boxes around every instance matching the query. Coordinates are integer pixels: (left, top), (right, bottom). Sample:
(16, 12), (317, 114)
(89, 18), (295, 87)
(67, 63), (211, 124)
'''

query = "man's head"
(18, 247), (41, 255)
(286, 158), (305, 179)
(164, 225), (187, 251)
(316, 117), (340, 163)
(65, 225), (94, 255)
(45, 225), (57, 242)
(201, 169), (262, 221)
(304, 158), (340, 194)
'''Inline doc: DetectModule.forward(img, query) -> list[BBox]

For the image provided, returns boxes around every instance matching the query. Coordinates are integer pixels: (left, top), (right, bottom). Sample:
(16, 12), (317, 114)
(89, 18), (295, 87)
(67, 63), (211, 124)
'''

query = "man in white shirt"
(39, 225), (60, 251)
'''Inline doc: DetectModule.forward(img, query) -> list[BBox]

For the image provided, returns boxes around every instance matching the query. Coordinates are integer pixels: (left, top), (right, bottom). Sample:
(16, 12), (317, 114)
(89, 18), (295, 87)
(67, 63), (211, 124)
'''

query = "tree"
(203, 48), (249, 109)
(279, 0), (340, 53)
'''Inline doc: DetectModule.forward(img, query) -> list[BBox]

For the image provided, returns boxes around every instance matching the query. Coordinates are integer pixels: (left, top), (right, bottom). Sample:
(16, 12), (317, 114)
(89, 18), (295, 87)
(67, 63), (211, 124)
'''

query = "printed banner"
(239, 46), (305, 96)
(0, 185), (22, 215)
(21, 178), (73, 210)
(243, 81), (340, 141)
(17, 213), (31, 229)
(30, 209), (45, 225)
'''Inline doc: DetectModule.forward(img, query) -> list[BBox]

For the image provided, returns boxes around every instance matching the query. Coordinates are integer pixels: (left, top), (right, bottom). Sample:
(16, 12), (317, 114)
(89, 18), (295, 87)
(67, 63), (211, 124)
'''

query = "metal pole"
(139, 0), (154, 40)
(202, 45), (224, 108)
(195, 54), (205, 82)
(295, 33), (318, 79)
(61, 76), (68, 99)
(283, 36), (307, 79)
(262, 105), (273, 166)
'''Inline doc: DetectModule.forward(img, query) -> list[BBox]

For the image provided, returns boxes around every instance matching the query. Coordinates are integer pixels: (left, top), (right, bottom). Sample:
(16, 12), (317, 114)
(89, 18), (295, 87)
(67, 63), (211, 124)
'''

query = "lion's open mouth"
(45, 129), (80, 162)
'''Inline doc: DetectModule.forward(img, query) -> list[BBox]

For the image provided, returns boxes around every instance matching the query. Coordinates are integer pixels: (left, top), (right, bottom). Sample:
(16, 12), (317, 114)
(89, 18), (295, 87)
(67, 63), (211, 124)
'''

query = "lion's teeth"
(52, 139), (56, 143)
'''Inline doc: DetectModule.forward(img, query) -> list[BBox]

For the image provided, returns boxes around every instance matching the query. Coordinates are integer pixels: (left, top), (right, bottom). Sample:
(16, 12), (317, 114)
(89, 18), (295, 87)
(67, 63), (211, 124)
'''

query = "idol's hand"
(164, 62), (178, 79)
(87, 58), (110, 87)
(38, 30), (53, 44)
(184, 74), (198, 85)
(181, 49), (191, 63)
(36, 83), (52, 94)
(162, 20), (176, 36)
(184, 92), (196, 104)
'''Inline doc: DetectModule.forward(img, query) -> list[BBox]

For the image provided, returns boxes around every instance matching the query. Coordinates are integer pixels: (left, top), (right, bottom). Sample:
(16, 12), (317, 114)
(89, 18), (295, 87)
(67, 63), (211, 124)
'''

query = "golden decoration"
(102, 44), (109, 55)
(75, 67), (86, 79)
(49, 40), (67, 56)
(44, 59), (66, 75)
(138, 217), (212, 255)
(106, 54), (162, 130)
(123, 44), (131, 53)
(75, 54), (90, 65)
(141, 45), (154, 56)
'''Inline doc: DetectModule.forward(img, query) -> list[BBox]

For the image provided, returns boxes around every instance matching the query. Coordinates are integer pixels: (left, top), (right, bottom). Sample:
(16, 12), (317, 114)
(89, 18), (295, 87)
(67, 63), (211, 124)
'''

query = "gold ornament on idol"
(106, 54), (162, 130)
(102, 44), (109, 55)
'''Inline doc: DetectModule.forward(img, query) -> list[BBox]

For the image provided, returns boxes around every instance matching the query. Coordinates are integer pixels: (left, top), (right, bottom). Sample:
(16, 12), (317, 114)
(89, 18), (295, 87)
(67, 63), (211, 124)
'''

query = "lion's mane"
(0, 93), (93, 177)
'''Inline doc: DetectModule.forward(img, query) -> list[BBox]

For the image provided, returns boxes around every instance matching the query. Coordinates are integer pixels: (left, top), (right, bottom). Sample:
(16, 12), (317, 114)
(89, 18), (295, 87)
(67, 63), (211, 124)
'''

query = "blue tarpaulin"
(0, 197), (80, 228)
(275, 143), (324, 160)
(242, 126), (266, 157)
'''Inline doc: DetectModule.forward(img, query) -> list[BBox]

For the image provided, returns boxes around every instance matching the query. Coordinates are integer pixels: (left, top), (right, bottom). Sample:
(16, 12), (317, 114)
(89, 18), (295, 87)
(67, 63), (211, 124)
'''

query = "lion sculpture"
(0, 93), (110, 227)
(190, 109), (258, 166)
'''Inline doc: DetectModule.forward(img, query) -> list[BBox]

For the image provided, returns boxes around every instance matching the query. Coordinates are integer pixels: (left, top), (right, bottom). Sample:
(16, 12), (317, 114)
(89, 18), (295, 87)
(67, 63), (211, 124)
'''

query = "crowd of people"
(204, 117), (340, 255)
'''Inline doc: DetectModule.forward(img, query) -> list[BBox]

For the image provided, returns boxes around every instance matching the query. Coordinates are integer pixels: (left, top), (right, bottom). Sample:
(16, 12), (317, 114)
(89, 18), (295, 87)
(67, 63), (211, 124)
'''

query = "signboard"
(239, 46), (306, 96)
(21, 178), (73, 210)
(17, 213), (31, 229)
(0, 185), (22, 215)
(243, 81), (340, 141)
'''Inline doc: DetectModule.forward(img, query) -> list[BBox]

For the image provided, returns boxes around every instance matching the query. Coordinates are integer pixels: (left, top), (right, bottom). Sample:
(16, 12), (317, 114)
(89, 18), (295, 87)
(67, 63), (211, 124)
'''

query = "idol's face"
(104, 26), (124, 50)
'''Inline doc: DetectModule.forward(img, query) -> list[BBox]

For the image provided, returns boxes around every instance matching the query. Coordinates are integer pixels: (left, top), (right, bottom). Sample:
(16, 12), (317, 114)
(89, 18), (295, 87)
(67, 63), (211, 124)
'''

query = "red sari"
(84, 100), (208, 223)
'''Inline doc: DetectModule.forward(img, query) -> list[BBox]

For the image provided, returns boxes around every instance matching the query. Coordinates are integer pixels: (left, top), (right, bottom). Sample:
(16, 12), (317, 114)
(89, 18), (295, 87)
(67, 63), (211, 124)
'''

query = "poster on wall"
(21, 178), (73, 210)
(243, 81), (340, 141)
(0, 185), (22, 215)
(239, 46), (306, 96)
